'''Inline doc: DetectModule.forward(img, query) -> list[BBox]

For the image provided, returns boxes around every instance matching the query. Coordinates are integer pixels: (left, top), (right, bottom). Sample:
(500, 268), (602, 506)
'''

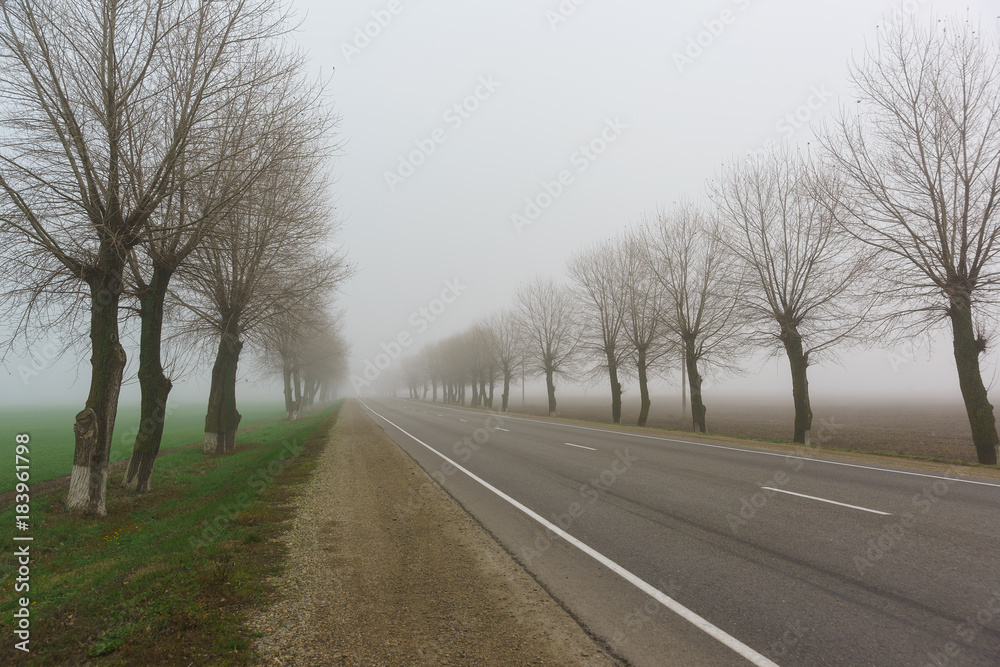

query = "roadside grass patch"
(0, 402), (339, 666)
(0, 402), (285, 493)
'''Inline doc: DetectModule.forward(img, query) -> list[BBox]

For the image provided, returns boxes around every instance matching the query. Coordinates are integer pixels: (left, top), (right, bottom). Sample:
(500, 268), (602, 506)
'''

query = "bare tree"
(121, 24), (318, 492)
(421, 343), (442, 402)
(515, 277), (579, 416)
(642, 203), (745, 433)
(444, 332), (474, 405)
(297, 316), (350, 409)
(0, 0), (291, 515)
(567, 240), (628, 423)
(618, 231), (670, 427)
(487, 309), (524, 412)
(821, 17), (1000, 464)
(711, 145), (876, 444)
(178, 128), (350, 454)
(262, 296), (345, 421)
(464, 324), (495, 409)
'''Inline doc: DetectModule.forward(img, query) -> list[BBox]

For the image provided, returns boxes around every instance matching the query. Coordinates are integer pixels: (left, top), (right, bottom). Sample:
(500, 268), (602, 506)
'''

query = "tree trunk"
(304, 376), (318, 407)
(487, 379), (494, 410)
(684, 340), (707, 433)
(949, 297), (1000, 464)
(283, 361), (300, 421)
(782, 327), (812, 444)
(292, 366), (302, 406)
(606, 351), (622, 424)
(123, 267), (174, 493)
(681, 350), (688, 420)
(636, 347), (651, 427)
(501, 374), (511, 412)
(205, 329), (243, 454)
(68, 270), (128, 516)
(545, 368), (557, 416)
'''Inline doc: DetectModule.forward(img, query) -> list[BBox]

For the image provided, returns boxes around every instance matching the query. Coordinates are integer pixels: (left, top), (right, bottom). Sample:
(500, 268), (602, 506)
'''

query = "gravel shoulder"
(249, 399), (622, 666)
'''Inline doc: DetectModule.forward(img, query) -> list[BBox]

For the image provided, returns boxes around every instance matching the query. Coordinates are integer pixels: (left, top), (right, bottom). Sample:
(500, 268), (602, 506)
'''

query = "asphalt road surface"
(358, 398), (1000, 667)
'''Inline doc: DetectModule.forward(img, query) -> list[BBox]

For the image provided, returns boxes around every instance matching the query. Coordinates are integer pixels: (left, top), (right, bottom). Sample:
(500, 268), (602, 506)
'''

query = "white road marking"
(459, 419), (468, 423)
(402, 400), (1000, 489)
(760, 487), (891, 515)
(564, 442), (596, 451)
(360, 401), (780, 667)
(495, 427), (510, 432)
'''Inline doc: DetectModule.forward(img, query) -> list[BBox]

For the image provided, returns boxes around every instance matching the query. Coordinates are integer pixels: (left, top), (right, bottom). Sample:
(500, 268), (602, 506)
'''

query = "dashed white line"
(760, 487), (891, 515)
(401, 400), (1000, 489)
(495, 427), (510, 432)
(359, 401), (779, 667)
(564, 442), (596, 451)
(459, 419), (468, 423)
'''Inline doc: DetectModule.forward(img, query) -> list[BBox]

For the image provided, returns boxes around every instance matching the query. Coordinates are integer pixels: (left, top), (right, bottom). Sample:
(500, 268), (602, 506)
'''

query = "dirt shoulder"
(249, 400), (621, 666)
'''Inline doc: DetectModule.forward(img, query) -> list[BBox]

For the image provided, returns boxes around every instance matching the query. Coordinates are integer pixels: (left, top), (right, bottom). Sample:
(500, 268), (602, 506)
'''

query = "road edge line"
(359, 399), (780, 667)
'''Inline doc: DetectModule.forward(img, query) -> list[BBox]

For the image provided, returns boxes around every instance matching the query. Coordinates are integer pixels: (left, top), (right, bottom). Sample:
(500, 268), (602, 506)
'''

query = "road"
(358, 398), (1000, 667)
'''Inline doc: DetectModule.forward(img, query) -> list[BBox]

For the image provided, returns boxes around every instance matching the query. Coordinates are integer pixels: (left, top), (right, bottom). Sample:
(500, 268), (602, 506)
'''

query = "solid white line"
(564, 442), (597, 451)
(359, 400), (780, 667)
(396, 400), (1000, 489)
(760, 487), (891, 515)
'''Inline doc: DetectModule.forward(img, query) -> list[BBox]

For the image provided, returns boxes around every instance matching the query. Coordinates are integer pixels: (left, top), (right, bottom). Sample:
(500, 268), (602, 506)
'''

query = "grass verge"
(0, 401), (340, 665)
(1, 402), (286, 493)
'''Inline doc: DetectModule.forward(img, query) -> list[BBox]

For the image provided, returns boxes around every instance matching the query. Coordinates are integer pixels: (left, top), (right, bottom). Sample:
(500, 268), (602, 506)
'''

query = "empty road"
(358, 398), (1000, 667)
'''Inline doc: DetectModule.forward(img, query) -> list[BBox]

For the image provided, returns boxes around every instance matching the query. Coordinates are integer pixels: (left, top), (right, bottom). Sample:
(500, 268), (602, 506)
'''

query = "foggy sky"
(4, 0), (999, 407)
(321, 0), (1000, 402)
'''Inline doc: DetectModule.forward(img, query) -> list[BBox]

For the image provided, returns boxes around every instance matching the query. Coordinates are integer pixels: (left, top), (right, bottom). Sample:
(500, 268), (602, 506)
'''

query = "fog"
(315, 0), (1000, 403)
(3, 0), (999, 409)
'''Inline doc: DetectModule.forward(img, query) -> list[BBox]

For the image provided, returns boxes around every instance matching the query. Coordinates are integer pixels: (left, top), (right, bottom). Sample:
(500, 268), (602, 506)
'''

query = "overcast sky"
(314, 0), (1000, 402)
(4, 0), (999, 408)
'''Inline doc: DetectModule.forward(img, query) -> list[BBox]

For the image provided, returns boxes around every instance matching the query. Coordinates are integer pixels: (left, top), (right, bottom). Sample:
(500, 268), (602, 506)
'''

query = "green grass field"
(1, 401), (285, 493)
(0, 403), (338, 665)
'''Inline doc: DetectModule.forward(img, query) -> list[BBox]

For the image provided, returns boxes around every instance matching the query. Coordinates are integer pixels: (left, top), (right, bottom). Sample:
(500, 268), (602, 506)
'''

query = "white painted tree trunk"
(67, 465), (108, 515)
